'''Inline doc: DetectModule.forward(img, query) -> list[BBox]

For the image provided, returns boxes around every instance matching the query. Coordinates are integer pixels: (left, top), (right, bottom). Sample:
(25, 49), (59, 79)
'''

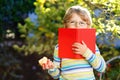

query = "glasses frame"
(66, 20), (87, 27)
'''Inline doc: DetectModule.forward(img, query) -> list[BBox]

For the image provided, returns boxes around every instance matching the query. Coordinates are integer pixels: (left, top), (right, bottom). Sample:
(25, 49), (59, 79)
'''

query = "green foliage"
(0, 45), (22, 80)
(0, 0), (35, 40)
(0, 27), (4, 41)
(106, 65), (120, 80)
(99, 45), (119, 60)
(82, 0), (120, 39)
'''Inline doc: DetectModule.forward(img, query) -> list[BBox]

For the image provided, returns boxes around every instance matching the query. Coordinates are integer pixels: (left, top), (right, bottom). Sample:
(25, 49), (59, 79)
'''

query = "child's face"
(64, 13), (88, 28)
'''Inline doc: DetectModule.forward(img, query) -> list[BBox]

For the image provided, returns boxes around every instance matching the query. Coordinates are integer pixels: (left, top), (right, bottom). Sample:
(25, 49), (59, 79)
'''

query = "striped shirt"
(48, 45), (106, 80)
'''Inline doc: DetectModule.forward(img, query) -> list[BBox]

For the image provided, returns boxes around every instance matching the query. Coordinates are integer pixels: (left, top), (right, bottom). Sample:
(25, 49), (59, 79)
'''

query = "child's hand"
(72, 41), (87, 55)
(38, 57), (55, 70)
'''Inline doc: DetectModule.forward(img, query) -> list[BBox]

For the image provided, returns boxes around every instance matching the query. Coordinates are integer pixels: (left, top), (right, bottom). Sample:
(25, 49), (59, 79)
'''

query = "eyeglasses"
(66, 20), (87, 26)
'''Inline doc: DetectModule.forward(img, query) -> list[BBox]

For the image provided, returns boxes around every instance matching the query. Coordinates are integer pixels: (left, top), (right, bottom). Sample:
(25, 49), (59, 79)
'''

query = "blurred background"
(0, 0), (120, 80)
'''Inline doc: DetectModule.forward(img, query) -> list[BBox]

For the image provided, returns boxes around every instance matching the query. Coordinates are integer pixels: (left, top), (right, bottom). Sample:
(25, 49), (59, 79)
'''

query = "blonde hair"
(63, 5), (92, 28)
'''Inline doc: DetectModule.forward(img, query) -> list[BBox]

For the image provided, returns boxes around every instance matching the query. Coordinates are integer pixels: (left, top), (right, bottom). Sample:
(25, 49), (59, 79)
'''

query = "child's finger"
(72, 48), (79, 52)
(42, 63), (46, 70)
(72, 43), (80, 49)
(44, 63), (49, 69)
(47, 59), (54, 69)
(82, 41), (87, 46)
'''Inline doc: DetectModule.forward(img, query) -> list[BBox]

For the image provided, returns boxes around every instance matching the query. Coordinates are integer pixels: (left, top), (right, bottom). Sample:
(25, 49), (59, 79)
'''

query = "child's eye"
(70, 21), (75, 24)
(79, 22), (86, 25)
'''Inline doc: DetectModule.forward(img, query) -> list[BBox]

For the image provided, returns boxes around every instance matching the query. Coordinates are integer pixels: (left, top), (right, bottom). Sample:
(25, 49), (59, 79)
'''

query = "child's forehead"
(69, 13), (84, 19)
(69, 13), (81, 18)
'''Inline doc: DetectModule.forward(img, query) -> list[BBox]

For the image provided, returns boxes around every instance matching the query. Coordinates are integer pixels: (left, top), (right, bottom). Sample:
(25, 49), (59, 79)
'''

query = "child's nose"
(75, 23), (80, 28)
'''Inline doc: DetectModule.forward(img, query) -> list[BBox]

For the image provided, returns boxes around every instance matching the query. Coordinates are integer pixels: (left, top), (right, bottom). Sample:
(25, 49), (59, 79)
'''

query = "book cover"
(58, 28), (96, 59)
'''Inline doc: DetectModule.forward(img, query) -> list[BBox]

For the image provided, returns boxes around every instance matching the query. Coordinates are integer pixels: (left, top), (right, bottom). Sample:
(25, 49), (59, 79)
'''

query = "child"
(39, 5), (106, 80)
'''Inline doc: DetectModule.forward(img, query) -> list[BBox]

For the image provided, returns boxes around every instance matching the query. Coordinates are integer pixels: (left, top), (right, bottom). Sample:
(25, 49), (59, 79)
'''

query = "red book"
(58, 28), (96, 59)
